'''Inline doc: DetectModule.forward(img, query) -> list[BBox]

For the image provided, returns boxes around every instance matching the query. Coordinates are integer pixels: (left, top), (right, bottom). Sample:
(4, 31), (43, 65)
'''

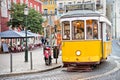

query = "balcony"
(58, 7), (64, 11)
(96, 0), (100, 7)
(96, 0), (103, 10)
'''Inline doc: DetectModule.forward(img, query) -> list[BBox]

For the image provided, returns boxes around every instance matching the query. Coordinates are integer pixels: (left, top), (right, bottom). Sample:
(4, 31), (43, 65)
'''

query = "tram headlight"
(76, 50), (81, 56)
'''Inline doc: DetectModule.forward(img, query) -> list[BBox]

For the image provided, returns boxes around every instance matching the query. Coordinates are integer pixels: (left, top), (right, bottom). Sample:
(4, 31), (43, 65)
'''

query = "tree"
(7, 3), (44, 34)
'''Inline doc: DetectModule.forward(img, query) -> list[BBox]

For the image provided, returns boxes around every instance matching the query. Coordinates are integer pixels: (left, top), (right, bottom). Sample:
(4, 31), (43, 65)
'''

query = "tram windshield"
(72, 20), (85, 40)
(62, 20), (99, 40)
(86, 20), (98, 39)
(62, 21), (70, 40)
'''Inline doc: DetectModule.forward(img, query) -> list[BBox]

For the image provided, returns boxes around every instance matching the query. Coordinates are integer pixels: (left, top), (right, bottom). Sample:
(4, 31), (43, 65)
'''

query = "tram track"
(78, 60), (120, 80)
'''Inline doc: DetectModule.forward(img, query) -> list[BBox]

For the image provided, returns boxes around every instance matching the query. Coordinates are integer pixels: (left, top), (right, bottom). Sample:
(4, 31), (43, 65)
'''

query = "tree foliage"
(7, 3), (44, 33)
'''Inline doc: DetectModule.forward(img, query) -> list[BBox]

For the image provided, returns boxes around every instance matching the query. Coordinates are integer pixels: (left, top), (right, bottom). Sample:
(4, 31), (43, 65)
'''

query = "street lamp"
(24, 6), (29, 62)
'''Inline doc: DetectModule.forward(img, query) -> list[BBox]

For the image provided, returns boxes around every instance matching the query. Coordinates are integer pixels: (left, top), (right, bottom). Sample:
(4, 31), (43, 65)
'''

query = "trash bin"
(53, 46), (59, 58)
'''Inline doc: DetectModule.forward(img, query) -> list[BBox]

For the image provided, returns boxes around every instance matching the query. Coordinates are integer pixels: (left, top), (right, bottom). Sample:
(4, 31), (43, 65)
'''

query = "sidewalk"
(0, 47), (62, 76)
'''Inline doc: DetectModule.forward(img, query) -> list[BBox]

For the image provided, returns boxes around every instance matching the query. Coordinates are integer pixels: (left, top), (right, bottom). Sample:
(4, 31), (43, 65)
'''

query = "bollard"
(55, 48), (57, 64)
(30, 52), (33, 70)
(10, 53), (13, 72)
(53, 46), (59, 64)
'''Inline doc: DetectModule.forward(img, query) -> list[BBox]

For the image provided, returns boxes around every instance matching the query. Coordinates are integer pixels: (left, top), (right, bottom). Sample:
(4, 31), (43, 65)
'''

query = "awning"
(0, 30), (34, 39)
(20, 31), (41, 37)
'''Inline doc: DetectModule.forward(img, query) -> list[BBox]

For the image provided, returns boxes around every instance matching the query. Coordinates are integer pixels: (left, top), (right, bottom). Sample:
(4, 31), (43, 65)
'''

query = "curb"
(0, 65), (62, 77)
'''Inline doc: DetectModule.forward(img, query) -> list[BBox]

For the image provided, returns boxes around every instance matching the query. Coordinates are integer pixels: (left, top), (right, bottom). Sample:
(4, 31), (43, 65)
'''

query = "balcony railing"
(58, 7), (64, 11)
(96, 0), (100, 7)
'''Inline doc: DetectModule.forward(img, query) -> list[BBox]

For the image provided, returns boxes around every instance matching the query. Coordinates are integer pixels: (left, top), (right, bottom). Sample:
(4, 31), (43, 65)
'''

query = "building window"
(13, 0), (16, 4)
(25, 0), (28, 4)
(38, 6), (40, 12)
(8, 0), (11, 10)
(1, 0), (8, 17)
(68, 2), (72, 4)
(54, 0), (57, 4)
(119, 9), (120, 14)
(44, 9), (48, 15)
(59, 3), (63, 9)
(20, 0), (23, 4)
(30, 3), (32, 7)
(55, 8), (57, 15)
(77, 2), (81, 4)
(50, 0), (52, 4)
(44, 1), (47, 5)
(34, 5), (37, 10)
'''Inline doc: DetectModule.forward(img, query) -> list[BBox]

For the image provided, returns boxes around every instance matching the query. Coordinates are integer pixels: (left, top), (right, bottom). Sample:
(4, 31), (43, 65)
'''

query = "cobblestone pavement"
(0, 47), (62, 76)
(0, 56), (119, 80)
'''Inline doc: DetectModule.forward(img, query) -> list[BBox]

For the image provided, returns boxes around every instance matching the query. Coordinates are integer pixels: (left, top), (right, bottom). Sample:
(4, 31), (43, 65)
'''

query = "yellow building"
(41, 0), (57, 14)
(41, 0), (58, 35)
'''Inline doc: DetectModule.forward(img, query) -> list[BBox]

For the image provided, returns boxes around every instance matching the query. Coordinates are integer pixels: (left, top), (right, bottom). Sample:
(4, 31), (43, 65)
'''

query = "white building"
(107, 0), (120, 39)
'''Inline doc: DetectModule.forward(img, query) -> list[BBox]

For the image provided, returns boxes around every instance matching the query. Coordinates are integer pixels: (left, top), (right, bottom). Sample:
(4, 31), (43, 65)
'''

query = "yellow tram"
(60, 9), (112, 68)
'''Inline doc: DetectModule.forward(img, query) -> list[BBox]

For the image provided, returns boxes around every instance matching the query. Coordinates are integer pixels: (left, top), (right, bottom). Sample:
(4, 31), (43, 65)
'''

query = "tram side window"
(72, 20), (84, 40)
(106, 24), (111, 41)
(86, 20), (93, 39)
(62, 21), (70, 40)
(93, 21), (98, 39)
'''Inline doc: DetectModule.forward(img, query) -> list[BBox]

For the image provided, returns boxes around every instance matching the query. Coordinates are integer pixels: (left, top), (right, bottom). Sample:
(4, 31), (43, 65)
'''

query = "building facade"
(0, 0), (42, 32)
(107, 0), (120, 39)
(41, 0), (57, 26)
(57, 0), (106, 18)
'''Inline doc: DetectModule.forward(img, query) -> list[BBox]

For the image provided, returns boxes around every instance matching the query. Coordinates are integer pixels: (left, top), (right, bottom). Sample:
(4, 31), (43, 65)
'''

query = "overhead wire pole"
(49, 11), (52, 59)
(115, 0), (117, 39)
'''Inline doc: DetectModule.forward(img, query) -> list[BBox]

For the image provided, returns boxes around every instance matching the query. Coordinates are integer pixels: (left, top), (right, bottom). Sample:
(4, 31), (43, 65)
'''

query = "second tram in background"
(60, 3), (112, 70)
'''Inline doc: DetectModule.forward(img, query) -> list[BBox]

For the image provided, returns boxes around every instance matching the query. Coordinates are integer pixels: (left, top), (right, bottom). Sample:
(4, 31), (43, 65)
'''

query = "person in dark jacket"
(41, 37), (45, 45)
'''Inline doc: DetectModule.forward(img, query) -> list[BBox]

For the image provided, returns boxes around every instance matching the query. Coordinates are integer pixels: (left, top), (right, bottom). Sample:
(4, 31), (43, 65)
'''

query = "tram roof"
(60, 10), (111, 26)
(60, 10), (103, 18)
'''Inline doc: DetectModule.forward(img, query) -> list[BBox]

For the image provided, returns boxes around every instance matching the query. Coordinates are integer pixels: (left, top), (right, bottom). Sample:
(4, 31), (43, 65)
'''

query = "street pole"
(49, 11), (52, 64)
(24, 6), (29, 62)
(50, 11), (52, 52)
(114, 0), (117, 39)
(0, 0), (2, 53)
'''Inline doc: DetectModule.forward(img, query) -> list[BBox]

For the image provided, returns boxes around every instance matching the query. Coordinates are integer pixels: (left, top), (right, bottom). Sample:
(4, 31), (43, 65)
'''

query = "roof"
(60, 10), (102, 18)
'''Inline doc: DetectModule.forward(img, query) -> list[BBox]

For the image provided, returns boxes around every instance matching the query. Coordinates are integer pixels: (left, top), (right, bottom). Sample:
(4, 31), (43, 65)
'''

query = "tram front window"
(62, 21), (70, 40)
(72, 20), (84, 40)
(86, 20), (98, 40)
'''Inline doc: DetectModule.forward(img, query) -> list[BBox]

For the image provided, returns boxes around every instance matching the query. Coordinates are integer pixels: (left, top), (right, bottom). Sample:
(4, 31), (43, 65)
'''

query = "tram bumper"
(63, 61), (100, 67)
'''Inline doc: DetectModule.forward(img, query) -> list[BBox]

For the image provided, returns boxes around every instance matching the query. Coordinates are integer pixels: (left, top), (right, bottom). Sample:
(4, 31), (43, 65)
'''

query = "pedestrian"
(41, 37), (45, 45)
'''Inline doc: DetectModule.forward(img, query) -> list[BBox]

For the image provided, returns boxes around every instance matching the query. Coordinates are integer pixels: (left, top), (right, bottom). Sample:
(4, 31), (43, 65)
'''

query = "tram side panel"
(103, 41), (112, 59)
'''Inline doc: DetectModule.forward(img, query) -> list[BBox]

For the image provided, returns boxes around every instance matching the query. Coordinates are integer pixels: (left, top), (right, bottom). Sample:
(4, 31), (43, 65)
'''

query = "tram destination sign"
(65, 3), (95, 12)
